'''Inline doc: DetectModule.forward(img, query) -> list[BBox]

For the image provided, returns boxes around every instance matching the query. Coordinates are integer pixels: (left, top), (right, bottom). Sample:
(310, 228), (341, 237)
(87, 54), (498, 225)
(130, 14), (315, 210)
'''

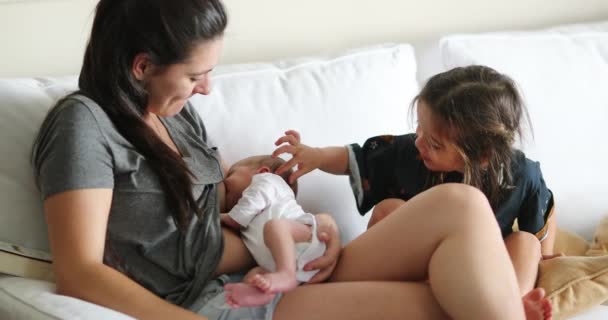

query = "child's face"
(223, 164), (257, 211)
(414, 101), (465, 173)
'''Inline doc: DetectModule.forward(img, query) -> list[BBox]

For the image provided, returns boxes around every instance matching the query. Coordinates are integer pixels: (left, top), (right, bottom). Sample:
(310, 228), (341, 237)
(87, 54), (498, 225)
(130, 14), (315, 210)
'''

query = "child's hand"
(220, 213), (243, 230)
(272, 130), (323, 184)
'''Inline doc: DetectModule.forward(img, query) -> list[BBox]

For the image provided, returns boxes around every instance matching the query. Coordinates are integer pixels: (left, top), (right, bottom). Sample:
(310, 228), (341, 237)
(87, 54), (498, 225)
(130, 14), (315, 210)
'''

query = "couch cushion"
(191, 43), (418, 243)
(0, 276), (133, 319)
(0, 76), (77, 276)
(538, 255), (608, 320)
(440, 30), (608, 239)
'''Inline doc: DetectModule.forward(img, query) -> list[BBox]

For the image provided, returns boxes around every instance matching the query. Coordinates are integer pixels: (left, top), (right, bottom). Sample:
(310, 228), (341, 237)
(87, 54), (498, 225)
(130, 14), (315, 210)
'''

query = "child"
(272, 65), (556, 298)
(220, 155), (327, 308)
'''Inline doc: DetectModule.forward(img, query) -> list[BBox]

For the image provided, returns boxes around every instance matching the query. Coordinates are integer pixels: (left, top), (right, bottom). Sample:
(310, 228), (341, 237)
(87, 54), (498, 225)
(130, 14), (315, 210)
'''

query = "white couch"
(1, 20), (607, 319)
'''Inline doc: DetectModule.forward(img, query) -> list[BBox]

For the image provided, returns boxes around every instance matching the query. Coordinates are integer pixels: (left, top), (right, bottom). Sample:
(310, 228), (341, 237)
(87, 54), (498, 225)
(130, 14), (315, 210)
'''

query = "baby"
(220, 155), (327, 308)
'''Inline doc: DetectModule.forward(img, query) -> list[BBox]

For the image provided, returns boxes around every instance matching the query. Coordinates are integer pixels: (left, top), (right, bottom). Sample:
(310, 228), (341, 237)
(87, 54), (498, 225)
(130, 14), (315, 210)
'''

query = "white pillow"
(192, 43), (418, 243)
(0, 76), (77, 267)
(440, 31), (608, 239)
(0, 43), (418, 274)
(0, 276), (133, 320)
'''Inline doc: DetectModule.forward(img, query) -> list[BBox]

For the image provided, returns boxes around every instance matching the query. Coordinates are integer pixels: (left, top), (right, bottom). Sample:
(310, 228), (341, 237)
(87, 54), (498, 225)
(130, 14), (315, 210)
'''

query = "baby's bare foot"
(249, 271), (298, 294)
(223, 283), (276, 308)
(523, 288), (552, 320)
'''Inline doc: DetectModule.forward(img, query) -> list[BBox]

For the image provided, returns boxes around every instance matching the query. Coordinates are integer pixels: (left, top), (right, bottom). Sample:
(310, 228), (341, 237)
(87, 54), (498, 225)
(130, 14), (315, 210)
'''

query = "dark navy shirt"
(347, 133), (554, 239)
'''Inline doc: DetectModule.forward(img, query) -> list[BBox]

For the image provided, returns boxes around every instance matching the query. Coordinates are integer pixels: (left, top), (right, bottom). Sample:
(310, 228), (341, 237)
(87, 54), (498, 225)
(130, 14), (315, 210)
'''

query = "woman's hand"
(304, 213), (342, 284)
(272, 130), (323, 184)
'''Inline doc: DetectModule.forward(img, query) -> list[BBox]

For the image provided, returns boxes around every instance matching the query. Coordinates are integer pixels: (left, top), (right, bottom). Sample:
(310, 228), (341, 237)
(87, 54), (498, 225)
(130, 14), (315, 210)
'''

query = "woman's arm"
(45, 189), (205, 320)
(273, 130), (349, 183)
(214, 227), (256, 277)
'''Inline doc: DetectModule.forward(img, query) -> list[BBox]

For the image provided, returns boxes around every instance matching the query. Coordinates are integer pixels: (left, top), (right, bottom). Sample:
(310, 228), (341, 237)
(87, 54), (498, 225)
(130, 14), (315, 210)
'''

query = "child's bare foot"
(247, 270), (298, 294)
(224, 283), (276, 308)
(523, 288), (552, 320)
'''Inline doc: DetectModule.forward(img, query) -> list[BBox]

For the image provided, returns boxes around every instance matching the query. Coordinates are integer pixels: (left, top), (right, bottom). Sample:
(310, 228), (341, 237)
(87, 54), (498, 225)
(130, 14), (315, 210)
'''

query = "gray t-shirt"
(34, 94), (225, 308)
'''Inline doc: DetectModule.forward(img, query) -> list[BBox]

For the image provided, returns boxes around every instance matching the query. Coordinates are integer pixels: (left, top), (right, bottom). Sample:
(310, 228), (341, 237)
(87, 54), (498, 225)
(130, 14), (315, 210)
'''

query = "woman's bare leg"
(275, 281), (447, 320)
(329, 183), (526, 320)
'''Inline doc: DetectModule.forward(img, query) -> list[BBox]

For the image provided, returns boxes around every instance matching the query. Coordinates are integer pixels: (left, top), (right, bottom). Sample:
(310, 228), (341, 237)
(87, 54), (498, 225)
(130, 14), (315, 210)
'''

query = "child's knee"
(263, 219), (285, 236)
(368, 200), (403, 228)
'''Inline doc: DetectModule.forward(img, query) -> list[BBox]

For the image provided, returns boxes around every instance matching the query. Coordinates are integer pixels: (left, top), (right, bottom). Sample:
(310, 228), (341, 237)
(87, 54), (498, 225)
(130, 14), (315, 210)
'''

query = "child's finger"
(276, 157), (299, 175)
(284, 130), (301, 142)
(275, 134), (298, 147)
(271, 145), (297, 159)
(274, 135), (294, 147)
(290, 166), (311, 184)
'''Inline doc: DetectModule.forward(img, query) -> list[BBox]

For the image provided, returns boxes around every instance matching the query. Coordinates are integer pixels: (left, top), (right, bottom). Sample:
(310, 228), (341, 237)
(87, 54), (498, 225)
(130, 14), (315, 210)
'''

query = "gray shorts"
(189, 273), (282, 320)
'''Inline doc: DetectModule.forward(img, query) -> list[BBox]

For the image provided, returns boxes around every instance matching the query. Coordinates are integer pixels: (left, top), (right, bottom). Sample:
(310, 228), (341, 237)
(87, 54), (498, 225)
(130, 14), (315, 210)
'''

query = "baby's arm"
(227, 176), (275, 227)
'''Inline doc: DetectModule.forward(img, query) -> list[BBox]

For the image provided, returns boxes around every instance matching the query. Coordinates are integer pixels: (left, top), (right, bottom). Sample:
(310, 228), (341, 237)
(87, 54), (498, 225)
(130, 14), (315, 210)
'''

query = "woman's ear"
(132, 53), (152, 81)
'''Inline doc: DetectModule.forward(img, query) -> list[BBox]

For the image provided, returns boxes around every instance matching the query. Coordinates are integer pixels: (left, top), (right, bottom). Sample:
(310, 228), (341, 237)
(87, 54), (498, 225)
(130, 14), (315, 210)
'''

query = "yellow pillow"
(537, 255), (608, 320)
(554, 227), (590, 257)
(0, 250), (54, 282)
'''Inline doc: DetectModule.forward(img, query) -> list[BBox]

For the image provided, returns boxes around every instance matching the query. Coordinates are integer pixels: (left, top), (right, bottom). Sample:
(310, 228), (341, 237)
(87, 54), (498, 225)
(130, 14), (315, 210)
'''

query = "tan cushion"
(554, 227), (590, 257)
(0, 250), (53, 282)
(586, 217), (608, 257)
(537, 255), (608, 320)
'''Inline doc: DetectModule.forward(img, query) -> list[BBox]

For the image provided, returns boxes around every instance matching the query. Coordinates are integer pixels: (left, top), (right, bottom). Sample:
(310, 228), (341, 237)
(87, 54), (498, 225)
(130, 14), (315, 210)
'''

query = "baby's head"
(223, 155), (297, 211)
(412, 65), (530, 201)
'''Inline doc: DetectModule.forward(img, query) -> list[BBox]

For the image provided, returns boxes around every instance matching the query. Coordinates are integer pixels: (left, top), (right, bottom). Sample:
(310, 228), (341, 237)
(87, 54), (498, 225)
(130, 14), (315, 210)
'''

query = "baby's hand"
(220, 213), (242, 230)
(272, 130), (322, 184)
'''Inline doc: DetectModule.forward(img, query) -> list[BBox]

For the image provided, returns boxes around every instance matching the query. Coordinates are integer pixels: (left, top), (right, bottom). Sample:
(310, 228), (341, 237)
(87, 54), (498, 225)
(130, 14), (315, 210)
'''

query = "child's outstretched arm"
(273, 130), (349, 184)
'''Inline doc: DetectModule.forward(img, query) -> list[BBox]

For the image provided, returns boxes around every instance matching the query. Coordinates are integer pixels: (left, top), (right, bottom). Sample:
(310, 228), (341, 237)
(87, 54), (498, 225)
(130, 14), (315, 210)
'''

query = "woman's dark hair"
(75, 0), (227, 231)
(412, 65), (532, 207)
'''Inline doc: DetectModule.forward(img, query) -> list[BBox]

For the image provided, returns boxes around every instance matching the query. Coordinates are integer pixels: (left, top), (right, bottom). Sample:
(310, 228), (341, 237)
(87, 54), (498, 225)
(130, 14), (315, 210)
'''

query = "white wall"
(1, 0), (608, 77)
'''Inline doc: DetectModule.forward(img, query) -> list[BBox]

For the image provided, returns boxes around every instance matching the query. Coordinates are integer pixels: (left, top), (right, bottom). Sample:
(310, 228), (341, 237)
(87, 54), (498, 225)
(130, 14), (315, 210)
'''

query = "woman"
(32, 0), (549, 319)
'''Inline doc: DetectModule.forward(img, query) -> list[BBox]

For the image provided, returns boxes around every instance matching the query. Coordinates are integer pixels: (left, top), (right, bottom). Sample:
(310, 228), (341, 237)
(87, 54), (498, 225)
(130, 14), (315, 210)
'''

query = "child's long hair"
(412, 65), (532, 207)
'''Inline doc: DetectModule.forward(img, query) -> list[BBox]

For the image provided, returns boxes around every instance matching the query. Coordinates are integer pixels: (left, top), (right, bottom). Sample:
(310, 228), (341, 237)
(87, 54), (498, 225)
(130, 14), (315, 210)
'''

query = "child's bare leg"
(329, 184), (531, 320)
(224, 267), (276, 308)
(505, 231), (543, 294)
(368, 198), (406, 229)
(249, 219), (312, 293)
(224, 282), (276, 308)
(242, 266), (267, 283)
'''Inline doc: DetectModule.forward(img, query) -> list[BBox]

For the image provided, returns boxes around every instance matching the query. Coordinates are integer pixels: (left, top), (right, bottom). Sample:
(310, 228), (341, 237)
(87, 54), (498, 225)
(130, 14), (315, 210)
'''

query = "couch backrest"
(0, 76), (77, 261)
(440, 28), (608, 238)
(0, 44), (418, 265)
(191, 44), (419, 243)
